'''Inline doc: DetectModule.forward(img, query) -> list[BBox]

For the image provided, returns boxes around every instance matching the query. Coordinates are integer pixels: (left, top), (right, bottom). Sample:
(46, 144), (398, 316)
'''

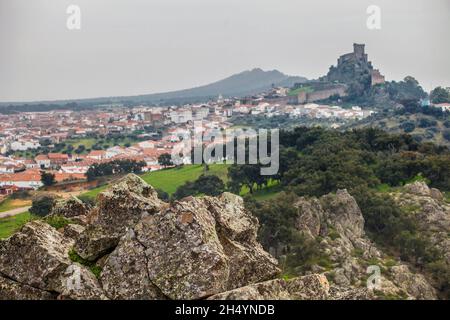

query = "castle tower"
(353, 43), (365, 58)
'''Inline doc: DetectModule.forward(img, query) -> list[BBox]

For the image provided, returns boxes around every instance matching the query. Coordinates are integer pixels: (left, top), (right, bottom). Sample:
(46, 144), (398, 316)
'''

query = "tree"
(29, 195), (57, 217)
(86, 159), (146, 181)
(41, 171), (56, 186)
(195, 175), (225, 196)
(430, 87), (450, 104)
(443, 130), (450, 142)
(158, 153), (173, 168)
(75, 144), (86, 154)
(172, 174), (225, 200)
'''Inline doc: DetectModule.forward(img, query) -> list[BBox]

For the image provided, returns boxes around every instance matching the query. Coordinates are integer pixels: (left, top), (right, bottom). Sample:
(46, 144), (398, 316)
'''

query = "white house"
(0, 170), (43, 189)
(10, 139), (41, 151)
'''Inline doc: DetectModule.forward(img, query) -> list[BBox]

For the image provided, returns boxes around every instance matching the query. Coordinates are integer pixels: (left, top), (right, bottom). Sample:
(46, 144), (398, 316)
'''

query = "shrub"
(44, 215), (73, 229)
(29, 194), (58, 217)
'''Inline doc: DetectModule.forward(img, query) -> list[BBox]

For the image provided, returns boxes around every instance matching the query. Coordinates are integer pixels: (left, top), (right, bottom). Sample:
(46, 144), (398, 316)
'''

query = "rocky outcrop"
(291, 189), (439, 300)
(0, 221), (74, 292)
(51, 196), (89, 218)
(2, 174), (443, 300)
(0, 276), (55, 300)
(100, 232), (166, 300)
(208, 274), (329, 300)
(58, 264), (107, 300)
(117, 193), (280, 300)
(74, 174), (165, 261)
(391, 182), (450, 265)
(0, 174), (283, 300)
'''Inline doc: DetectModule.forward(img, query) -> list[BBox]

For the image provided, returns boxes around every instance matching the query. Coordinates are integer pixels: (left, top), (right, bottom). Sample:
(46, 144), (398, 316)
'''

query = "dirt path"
(0, 206), (31, 219)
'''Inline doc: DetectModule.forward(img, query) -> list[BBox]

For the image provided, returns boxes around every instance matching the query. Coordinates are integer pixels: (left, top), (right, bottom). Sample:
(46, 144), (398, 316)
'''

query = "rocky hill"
(0, 175), (448, 300)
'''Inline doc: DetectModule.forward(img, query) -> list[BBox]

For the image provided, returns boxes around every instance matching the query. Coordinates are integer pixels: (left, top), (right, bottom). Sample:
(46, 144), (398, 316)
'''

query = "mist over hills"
(0, 68), (307, 108)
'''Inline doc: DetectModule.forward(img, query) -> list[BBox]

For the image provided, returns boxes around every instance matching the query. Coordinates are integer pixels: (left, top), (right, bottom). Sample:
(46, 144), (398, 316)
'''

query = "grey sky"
(0, 0), (449, 102)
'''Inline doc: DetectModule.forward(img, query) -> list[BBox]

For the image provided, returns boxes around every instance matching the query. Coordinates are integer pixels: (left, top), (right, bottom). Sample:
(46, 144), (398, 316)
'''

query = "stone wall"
(297, 85), (347, 104)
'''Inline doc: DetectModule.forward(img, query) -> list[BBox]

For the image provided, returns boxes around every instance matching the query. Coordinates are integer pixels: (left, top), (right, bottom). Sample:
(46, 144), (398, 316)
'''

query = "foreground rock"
(0, 276), (55, 300)
(74, 174), (165, 261)
(100, 233), (166, 300)
(0, 221), (74, 292)
(51, 196), (90, 218)
(208, 274), (329, 300)
(105, 193), (280, 300)
(6, 174), (440, 300)
(58, 264), (107, 300)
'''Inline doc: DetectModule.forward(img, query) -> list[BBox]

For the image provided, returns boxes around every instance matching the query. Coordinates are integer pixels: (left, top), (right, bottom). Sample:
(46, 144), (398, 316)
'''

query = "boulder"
(208, 275), (329, 300)
(131, 194), (280, 300)
(62, 224), (85, 241)
(0, 276), (55, 300)
(205, 193), (280, 289)
(321, 189), (365, 239)
(403, 181), (431, 197)
(74, 174), (165, 261)
(0, 221), (73, 292)
(74, 225), (121, 261)
(134, 197), (230, 300)
(52, 196), (89, 218)
(100, 232), (166, 300)
(390, 265), (437, 300)
(294, 197), (324, 238)
(58, 264), (108, 300)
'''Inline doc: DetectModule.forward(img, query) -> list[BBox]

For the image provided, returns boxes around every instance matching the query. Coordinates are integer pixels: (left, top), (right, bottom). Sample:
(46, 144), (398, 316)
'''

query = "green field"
(288, 86), (314, 96)
(0, 211), (33, 239)
(82, 164), (230, 199)
(80, 164), (281, 201)
(0, 198), (31, 213)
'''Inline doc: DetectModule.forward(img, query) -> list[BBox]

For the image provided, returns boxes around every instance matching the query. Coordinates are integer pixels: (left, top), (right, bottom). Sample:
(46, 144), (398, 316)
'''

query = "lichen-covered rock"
(0, 276), (55, 300)
(391, 183), (450, 265)
(329, 286), (374, 300)
(100, 231), (166, 300)
(0, 221), (73, 292)
(285, 274), (330, 300)
(128, 194), (280, 300)
(208, 275), (329, 300)
(134, 197), (230, 300)
(52, 196), (89, 218)
(74, 174), (165, 261)
(403, 181), (432, 197)
(389, 265), (437, 300)
(74, 225), (120, 261)
(58, 264), (108, 300)
(294, 197), (324, 238)
(205, 193), (280, 289)
(320, 189), (365, 239)
(62, 224), (85, 241)
(291, 189), (441, 300)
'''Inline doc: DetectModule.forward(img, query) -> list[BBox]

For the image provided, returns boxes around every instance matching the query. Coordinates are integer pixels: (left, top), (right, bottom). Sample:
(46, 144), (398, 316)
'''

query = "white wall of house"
(11, 140), (41, 151)
(0, 180), (43, 189)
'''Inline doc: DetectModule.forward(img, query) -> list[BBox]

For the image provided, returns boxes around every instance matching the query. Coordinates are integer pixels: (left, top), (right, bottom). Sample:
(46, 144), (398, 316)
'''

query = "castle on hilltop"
(286, 43), (385, 105)
(327, 43), (385, 87)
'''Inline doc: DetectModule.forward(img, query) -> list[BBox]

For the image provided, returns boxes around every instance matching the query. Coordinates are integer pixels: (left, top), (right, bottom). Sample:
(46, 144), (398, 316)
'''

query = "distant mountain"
(0, 69), (307, 108)
(129, 68), (307, 105)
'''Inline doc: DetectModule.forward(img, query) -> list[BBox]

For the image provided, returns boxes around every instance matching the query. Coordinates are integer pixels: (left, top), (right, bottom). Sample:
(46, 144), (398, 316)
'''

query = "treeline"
(0, 102), (99, 114)
(86, 159), (146, 181)
(226, 126), (450, 297)
(225, 126), (450, 196)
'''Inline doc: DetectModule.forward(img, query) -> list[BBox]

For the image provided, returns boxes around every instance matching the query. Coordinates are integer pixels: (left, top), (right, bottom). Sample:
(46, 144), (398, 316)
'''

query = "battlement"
(353, 43), (365, 57)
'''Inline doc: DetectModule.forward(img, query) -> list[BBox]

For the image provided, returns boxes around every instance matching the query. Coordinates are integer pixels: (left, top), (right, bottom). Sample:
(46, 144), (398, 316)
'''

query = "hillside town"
(0, 93), (377, 192)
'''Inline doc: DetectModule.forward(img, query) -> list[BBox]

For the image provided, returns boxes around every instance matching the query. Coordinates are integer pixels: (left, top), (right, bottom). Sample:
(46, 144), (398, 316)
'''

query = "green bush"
(29, 195), (57, 217)
(44, 215), (73, 229)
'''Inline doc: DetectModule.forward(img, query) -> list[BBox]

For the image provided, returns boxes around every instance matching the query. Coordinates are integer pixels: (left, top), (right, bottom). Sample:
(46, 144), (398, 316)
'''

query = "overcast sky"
(1, 0), (449, 102)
